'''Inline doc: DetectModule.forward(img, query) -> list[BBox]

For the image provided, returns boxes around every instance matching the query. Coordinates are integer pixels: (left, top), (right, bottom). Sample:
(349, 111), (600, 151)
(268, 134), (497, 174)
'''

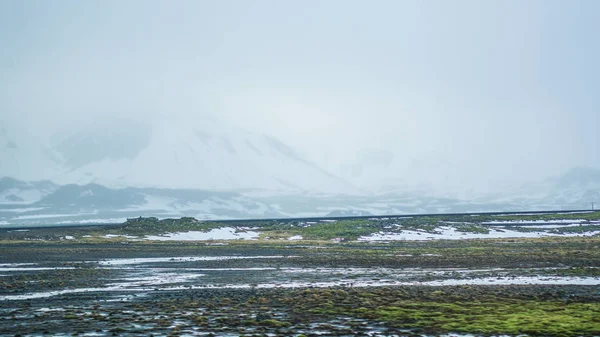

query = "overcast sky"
(2, 0), (599, 192)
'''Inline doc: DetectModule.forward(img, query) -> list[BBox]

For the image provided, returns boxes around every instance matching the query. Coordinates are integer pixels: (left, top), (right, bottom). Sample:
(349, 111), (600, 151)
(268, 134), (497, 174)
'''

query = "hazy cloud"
(1, 0), (599, 193)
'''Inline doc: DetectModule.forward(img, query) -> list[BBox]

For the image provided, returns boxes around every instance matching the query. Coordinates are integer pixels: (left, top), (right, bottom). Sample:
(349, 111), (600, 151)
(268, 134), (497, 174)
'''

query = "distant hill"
(0, 178), (286, 225)
(1, 116), (354, 194)
(1, 167), (598, 226)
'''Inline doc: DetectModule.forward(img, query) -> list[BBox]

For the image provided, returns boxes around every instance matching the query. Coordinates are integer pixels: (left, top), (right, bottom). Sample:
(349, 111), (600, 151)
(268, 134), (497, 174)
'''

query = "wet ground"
(1, 224), (600, 336)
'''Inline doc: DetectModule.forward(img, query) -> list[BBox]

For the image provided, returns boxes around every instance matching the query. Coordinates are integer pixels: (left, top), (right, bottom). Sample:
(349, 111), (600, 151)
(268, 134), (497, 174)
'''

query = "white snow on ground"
(358, 226), (600, 241)
(103, 234), (139, 239)
(482, 219), (587, 224)
(96, 255), (292, 266)
(287, 235), (303, 240)
(145, 227), (259, 241)
(4, 276), (597, 301)
(523, 223), (594, 229)
(2, 257), (598, 301)
(37, 308), (66, 312)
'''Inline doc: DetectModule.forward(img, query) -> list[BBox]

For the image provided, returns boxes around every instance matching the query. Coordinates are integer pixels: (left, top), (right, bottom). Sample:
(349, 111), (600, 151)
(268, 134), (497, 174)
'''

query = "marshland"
(1, 211), (599, 336)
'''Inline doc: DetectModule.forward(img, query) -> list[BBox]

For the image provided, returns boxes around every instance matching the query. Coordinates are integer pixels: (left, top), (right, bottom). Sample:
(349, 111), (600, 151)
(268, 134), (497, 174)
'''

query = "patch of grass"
(452, 223), (489, 234)
(297, 220), (379, 240)
(544, 267), (600, 277)
(306, 290), (600, 336)
(374, 301), (600, 336)
(549, 225), (600, 234)
(114, 217), (223, 236)
(258, 319), (292, 328)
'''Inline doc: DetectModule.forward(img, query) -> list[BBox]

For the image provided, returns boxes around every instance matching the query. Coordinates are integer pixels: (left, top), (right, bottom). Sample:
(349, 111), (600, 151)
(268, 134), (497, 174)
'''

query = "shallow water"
(2, 255), (598, 301)
(96, 255), (291, 265)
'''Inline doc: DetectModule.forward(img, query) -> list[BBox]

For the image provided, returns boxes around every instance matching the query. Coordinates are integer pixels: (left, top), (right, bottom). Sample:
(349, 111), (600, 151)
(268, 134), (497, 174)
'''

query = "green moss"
(544, 267), (600, 277)
(311, 300), (600, 336)
(452, 223), (489, 234)
(116, 217), (223, 236)
(550, 224), (600, 234)
(258, 319), (291, 328)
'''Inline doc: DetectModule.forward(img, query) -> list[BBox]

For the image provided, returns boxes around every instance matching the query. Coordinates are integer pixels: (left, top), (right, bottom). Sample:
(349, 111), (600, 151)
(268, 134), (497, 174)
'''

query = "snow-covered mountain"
(481, 167), (600, 210)
(3, 115), (354, 194)
(0, 177), (57, 204)
(0, 176), (517, 226)
(2, 166), (599, 226)
(2, 112), (599, 226)
(0, 179), (287, 226)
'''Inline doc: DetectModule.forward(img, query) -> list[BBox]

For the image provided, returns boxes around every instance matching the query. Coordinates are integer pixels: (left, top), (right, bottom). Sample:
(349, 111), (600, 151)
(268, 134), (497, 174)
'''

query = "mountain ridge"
(2, 116), (356, 194)
(1, 166), (599, 226)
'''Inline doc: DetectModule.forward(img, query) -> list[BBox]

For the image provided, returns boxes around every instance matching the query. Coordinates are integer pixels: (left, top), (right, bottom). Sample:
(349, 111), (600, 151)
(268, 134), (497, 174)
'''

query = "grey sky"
(1, 0), (599, 192)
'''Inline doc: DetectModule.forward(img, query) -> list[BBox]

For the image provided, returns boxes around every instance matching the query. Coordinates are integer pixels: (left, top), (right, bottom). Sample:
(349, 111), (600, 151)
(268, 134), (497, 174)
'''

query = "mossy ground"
(1, 213), (600, 336)
(4, 286), (599, 336)
(303, 288), (600, 336)
(3, 210), (599, 242)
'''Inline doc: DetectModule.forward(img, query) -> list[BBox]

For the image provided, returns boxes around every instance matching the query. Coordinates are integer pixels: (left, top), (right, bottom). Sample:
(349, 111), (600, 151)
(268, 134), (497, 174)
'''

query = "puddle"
(5, 258), (597, 302)
(6, 273), (595, 301)
(107, 272), (205, 287)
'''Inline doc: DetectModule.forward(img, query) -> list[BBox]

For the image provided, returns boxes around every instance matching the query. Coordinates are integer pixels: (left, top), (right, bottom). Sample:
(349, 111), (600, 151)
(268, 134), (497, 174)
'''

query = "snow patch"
(358, 226), (600, 241)
(145, 227), (259, 241)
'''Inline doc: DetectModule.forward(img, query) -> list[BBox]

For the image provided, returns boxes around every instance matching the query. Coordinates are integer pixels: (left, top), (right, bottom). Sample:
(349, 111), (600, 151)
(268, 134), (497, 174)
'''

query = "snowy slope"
(46, 115), (354, 193)
(0, 179), (286, 225)
(0, 177), (57, 204)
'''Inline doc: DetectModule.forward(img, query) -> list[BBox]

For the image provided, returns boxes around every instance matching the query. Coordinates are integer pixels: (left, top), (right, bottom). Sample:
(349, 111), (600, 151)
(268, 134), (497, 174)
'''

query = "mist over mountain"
(0, 122), (62, 181)
(2, 163), (600, 226)
(2, 116), (355, 194)
(2, 1), (600, 225)
(484, 167), (600, 210)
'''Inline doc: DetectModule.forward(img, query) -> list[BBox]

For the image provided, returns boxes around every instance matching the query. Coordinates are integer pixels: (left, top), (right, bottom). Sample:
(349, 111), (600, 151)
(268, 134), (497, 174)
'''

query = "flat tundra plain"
(1, 212), (599, 336)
